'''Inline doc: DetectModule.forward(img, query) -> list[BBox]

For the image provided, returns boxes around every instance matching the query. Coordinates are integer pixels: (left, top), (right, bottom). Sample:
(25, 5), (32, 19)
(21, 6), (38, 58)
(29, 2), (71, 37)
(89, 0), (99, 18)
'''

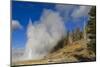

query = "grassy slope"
(12, 39), (96, 66)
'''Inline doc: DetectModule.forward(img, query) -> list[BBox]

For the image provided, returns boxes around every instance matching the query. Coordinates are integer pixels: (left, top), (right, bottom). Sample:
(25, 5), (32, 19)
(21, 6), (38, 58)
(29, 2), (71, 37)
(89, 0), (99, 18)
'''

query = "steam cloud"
(12, 9), (67, 62)
(23, 9), (66, 60)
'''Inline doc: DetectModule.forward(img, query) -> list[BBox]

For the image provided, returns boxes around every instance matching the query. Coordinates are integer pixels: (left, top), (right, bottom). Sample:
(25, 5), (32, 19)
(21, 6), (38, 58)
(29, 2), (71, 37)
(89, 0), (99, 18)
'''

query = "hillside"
(12, 39), (96, 66)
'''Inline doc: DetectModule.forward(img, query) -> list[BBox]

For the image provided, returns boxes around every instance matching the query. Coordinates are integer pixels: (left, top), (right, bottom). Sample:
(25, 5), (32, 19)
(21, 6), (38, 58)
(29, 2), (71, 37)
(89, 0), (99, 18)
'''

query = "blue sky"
(12, 1), (91, 48)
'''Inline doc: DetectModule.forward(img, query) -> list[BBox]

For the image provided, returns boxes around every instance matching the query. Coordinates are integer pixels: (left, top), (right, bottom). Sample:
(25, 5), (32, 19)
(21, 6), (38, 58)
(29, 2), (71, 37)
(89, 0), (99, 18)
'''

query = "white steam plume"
(12, 9), (67, 62)
(23, 9), (67, 60)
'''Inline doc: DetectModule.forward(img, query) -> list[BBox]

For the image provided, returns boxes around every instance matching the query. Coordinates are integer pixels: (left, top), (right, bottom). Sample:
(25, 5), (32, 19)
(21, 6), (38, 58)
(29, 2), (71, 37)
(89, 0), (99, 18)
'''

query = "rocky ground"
(12, 39), (96, 66)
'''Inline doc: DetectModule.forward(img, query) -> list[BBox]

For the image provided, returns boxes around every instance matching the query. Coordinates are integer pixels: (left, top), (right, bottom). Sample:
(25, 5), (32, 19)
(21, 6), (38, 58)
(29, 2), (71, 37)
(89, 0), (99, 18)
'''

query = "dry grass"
(12, 39), (95, 66)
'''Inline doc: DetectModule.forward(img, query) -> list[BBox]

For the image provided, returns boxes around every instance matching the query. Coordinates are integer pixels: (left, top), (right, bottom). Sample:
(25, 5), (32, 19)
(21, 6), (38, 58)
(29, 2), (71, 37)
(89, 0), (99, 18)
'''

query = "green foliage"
(72, 27), (83, 41)
(87, 6), (96, 53)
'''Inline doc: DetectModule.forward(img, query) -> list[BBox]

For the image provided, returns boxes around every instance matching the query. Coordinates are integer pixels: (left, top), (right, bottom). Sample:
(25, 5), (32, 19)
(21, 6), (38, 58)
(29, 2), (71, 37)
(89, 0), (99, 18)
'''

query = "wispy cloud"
(55, 5), (91, 21)
(55, 4), (76, 21)
(12, 20), (23, 30)
(71, 6), (91, 18)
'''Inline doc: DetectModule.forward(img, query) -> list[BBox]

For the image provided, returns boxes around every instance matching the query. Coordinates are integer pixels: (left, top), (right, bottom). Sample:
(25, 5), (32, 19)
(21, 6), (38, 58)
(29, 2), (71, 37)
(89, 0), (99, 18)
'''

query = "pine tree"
(72, 27), (83, 41)
(64, 30), (70, 45)
(86, 6), (96, 53)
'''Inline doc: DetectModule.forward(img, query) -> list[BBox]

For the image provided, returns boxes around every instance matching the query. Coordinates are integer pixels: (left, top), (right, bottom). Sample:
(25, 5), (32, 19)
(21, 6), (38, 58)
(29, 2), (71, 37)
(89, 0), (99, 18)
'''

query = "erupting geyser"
(23, 9), (67, 60)
(12, 9), (67, 61)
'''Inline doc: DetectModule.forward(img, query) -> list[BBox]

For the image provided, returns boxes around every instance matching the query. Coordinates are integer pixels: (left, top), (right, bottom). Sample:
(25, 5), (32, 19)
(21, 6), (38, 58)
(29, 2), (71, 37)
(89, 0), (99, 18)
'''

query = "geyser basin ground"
(12, 39), (96, 66)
